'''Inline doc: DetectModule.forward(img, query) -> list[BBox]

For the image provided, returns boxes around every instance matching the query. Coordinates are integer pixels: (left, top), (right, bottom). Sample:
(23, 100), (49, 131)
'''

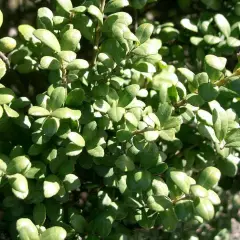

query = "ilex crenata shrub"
(0, 0), (240, 239)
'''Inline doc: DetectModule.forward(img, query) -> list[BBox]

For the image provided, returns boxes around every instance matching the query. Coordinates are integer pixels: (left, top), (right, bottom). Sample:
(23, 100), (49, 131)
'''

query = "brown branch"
(132, 127), (156, 135)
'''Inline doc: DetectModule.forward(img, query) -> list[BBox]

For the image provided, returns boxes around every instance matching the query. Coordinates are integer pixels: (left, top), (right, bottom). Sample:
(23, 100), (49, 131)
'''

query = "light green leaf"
(169, 170), (191, 194)
(66, 59), (89, 70)
(0, 10), (3, 28)
(51, 108), (81, 120)
(0, 37), (17, 53)
(68, 132), (85, 147)
(0, 59), (6, 79)
(214, 14), (231, 37)
(18, 24), (35, 41)
(207, 190), (220, 205)
(8, 174), (29, 199)
(87, 145), (104, 158)
(43, 175), (61, 198)
(17, 218), (40, 240)
(56, 0), (73, 13)
(3, 104), (19, 118)
(136, 23), (154, 44)
(88, 5), (103, 25)
(197, 166), (221, 189)
(203, 35), (221, 45)
(40, 56), (60, 70)
(194, 198), (214, 221)
(7, 155), (31, 175)
(180, 18), (198, 32)
(108, 105), (125, 122)
(40, 226), (67, 240)
(34, 29), (61, 52)
(105, 0), (129, 13)
(190, 184), (208, 198)
(0, 87), (15, 104)
(60, 29), (81, 51)
(133, 39), (162, 56)
(28, 106), (50, 117)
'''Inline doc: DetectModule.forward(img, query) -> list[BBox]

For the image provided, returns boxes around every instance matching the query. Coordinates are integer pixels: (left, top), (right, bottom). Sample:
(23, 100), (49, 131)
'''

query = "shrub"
(0, 0), (240, 239)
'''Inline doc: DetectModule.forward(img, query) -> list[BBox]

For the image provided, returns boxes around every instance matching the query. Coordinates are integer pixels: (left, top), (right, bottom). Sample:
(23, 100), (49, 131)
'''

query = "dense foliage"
(0, 0), (240, 239)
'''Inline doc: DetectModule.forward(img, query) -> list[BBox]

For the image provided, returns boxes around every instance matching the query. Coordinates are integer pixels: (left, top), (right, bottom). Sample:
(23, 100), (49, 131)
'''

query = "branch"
(92, 0), (106, 65)
(132, 127), (156, 135)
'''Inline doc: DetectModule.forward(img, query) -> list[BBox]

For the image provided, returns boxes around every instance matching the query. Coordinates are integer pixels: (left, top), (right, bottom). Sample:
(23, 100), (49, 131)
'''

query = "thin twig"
(132, 127), (156, 135)
(92, 0), (106, 65)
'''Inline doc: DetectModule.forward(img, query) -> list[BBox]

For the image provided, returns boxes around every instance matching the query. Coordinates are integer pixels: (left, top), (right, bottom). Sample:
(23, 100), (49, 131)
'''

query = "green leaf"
(197, 109), (213, 126)
(3, 104), (19, 118)
(60, 29), (81, 51)
(186, 93), (205, 107)
(49, 87), (66, 111)
(147, 195), (172, 212)
(66, 88), (85, 107)
(87, 145), (104, 158)
(180, 18), (198, 32)
(40, 56), (60, 70)
(93, 99), (111, 113)
(66, 59), (89, 70)
(169, 170), (191, 194)
(225, 129), (240, 148)
(214, 14), (231, 37)
(190, 184), (208, 198)
(28, 106), (50, 116)
(105, 0), (129, 13)
(203, 35), (221, 45)
(8, 174), (29, 199)
(51, 108), (81, 120)
(194, 198), (214, 221)
(217, 157), (238, 177)
(66, 143), (83, 156)
(197, 166), (221, 189)
(56, 0), (73, 13)
(63, 174), (81, 191)
(43, 175), (61, 198)
(133, 39), (162, 56)
(118, 84), (140, 107)
(127, 170), (152, 191)
(24, 161), (46, 179)
(68, 132), (85, 147)
(227, 37), (240, 47)
(18, 24), (35, 41)
(198, 123), (219, 143)
(33, 203), (46, 226)
(70, 214), (86, 233)
(136, 23), (154, 44)
(108, 105), (125, 122)
(40, 226), (67, 240)
(160, 208), (178, 232)
(0, 87), (15, 104)
(207, 190), (220, 205)
(88, 5), (103, 25)
(17, 218), (40, 240)
(34, 29), (61, 52)
(0, 10), (3, 28)
(7, 155), (31, 175)
(0, 59), (6, 79)
(115, 154), (135, 172)
(152, 70), (178, 89)
(175, 200), (194, 222)
(198, 83), (219, 101)
(0, 37), (16, 53)
(42, 117), (60, 137)
(212, 107), (228, 141)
